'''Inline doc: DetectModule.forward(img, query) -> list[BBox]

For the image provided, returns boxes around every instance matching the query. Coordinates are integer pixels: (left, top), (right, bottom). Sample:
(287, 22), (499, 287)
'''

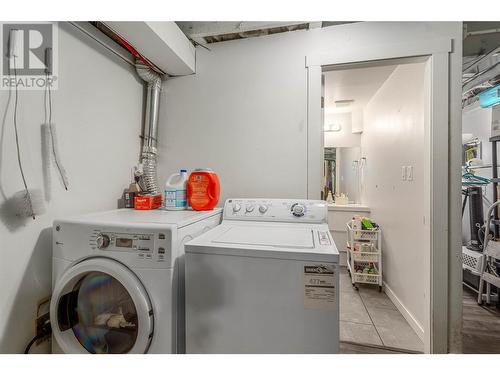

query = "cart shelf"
(346, 221), (383, 291)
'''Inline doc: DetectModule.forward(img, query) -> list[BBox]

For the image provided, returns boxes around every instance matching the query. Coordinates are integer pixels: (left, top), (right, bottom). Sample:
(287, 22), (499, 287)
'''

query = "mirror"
(323, 146), (362, 204)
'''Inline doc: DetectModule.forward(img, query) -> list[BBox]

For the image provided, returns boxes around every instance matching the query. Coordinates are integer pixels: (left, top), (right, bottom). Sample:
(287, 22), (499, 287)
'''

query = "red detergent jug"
(187, 169), (220, 211)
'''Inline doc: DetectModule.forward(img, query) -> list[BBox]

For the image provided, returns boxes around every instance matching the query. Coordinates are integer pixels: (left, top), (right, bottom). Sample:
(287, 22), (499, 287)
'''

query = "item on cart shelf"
(134, 193), (162, 210)
(164, 169), (188, 210)
(367, 263), (376, 274)
(353, 242), (375, 252)
(187, 169), (220, 211)
(361, 217), (374, 230)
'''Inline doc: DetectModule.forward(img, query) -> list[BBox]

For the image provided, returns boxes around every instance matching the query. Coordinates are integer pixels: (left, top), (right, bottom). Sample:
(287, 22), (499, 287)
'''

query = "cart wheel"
(378, 286), (383, 293)
(354, 284), (359, 291)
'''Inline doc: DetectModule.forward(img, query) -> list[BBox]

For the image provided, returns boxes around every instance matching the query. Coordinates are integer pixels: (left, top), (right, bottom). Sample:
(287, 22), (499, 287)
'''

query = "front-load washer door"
(50, 257), (154, 354)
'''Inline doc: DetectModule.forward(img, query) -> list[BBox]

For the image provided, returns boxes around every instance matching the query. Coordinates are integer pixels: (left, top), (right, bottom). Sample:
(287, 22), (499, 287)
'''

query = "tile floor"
(339, 267), (424, 353)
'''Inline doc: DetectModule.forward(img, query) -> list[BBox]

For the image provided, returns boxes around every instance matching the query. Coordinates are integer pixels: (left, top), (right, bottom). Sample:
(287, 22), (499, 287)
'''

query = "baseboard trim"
(383, 282), (424, 341)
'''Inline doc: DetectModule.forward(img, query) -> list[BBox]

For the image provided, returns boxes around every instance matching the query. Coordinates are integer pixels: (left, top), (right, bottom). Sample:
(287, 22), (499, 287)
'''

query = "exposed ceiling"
(323, 64), (397, 114)
(176, 21), (355, 45)
(462, 22), (500, 107)
(176, 21), (500, 107)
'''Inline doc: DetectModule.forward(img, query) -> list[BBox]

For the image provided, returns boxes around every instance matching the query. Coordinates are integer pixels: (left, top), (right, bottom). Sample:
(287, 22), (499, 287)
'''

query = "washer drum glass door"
(50, 258), (154, 354)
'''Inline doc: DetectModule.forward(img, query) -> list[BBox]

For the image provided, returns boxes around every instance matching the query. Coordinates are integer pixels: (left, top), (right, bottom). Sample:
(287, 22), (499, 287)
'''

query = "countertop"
(327, 203), (370, 212)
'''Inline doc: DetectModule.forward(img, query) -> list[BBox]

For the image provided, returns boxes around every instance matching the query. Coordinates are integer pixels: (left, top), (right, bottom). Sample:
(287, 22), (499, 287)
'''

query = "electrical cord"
(24, 334), (43, 354)
(24, 319), (51, 354)
(45, 72), (68, 190)
(12, 56), (35, 219)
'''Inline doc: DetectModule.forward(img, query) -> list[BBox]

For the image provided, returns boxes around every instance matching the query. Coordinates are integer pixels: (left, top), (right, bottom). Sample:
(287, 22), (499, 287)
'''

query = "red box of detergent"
(134, 194), (162, 210)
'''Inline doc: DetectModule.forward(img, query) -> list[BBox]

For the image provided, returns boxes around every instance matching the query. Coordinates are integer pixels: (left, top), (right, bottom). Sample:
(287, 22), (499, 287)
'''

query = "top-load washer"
(50, 208), (222, 354)
(185, 199), (339, 354)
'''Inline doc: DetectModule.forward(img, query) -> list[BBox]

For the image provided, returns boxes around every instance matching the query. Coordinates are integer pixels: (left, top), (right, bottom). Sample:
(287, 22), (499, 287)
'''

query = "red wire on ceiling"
(113, 31), (162, 74)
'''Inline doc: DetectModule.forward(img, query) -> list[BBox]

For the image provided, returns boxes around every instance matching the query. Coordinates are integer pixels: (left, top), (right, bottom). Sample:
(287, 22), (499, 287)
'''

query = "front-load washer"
(185, 199), (339, 354)
(50, 208), (222, 354)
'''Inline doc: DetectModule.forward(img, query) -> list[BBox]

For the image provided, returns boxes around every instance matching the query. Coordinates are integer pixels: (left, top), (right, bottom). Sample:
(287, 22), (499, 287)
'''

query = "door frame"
(306, 38), (452, 353)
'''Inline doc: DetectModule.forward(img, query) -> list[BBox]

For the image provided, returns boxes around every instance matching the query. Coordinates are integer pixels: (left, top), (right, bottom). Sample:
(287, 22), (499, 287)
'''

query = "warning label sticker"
(303, 264), (336, 310)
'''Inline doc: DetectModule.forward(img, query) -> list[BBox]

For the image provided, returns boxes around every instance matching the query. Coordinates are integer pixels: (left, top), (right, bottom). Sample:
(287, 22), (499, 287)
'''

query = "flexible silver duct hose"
(135, 59), (162, 195)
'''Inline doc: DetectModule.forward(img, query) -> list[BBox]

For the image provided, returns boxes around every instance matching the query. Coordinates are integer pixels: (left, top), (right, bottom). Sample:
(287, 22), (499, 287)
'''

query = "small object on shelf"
(123, 169), (141, 208)
(134, 194), (162, 210)
(123, 190), (136, 208)
(335, 194), (349, 205)
(326, 191), (334, 204)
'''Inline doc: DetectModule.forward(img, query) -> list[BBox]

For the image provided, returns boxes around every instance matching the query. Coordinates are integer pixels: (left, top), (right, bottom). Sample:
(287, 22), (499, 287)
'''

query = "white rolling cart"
(346, 220), (383, 292)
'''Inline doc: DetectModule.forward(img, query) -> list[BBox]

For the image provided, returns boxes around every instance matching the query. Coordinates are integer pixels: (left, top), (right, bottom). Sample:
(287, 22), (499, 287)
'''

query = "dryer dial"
(96, 234), (111, 249)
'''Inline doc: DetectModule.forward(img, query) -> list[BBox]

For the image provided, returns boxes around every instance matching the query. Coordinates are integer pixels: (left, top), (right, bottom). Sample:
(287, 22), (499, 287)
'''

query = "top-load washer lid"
(212, 226), (314, 249)
(185, 223), (339, 263)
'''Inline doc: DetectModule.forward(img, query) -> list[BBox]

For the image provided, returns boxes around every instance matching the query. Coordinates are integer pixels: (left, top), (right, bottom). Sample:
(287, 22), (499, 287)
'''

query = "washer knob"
(233, 203), (241, 212)
(291, 203), (306, 217)
(96, 234), (111, 249)
(246, 204), (255, 212)
(259, 205), (268, 214)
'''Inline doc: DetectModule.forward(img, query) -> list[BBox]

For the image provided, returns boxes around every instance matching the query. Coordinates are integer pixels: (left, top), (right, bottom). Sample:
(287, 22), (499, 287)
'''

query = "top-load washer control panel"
(223, 198), (328, 224)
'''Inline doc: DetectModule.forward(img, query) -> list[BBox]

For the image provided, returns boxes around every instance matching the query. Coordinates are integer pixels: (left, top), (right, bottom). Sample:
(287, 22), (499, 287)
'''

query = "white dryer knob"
(246, 204), (255, 212)
(233, 203), (241, 212)
(96, 234), (111, 249)
(291, 203), (306, 217)
(259, 205), (268, 214)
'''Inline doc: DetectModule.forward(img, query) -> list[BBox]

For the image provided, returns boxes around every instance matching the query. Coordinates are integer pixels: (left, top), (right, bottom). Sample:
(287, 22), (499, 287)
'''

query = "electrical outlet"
(407, 166), (413, 181)
(401, 166), (407, 181)
(35, 312), (51, 345)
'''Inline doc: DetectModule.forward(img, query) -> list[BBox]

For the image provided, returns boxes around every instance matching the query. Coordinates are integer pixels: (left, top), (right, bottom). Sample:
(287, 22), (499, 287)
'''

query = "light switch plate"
(407, 166), (413, 181)
(401, 166), (407, 181)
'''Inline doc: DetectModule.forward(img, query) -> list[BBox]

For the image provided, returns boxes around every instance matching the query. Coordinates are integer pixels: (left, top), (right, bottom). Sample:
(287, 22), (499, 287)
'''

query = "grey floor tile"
(340, 321), (383, 346)
(359, 288), (397, 311)
(340, 273), (356, 293)
(340, 291), (372, 324)
(367, 307), (424, 352)
(339, 267), (358, 293)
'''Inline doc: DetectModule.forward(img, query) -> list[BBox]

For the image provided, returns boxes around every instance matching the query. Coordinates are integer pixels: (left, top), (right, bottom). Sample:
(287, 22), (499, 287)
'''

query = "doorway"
(461, 104), (500, 353)
(306, 39), (458, 353)
(320, 59), (428, 353)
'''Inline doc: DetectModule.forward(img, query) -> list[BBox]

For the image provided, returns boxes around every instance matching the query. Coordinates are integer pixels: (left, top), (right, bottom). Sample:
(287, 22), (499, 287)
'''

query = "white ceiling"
(324, 64), (397, 114)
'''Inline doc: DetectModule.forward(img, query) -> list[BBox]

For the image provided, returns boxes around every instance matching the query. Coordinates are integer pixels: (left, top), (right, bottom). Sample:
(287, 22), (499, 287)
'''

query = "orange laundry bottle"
(187, 169), (220, 211)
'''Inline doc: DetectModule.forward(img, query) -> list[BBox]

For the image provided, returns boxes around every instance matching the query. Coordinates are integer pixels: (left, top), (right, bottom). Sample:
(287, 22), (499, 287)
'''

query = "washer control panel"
(223, 199), (327, 223)
(89, 230), (170, 264)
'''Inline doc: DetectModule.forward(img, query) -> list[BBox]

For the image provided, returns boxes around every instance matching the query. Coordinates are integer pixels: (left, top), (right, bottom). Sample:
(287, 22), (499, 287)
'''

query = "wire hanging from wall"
(42, 47), (69, 191)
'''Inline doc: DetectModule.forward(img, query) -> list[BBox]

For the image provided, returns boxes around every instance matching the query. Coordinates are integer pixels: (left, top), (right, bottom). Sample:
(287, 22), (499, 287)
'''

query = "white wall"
(324, 113), (361, 148)
(0, 23), (143, 353)
(159, 22), (461, 207)
(361, 62), (426, 334)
